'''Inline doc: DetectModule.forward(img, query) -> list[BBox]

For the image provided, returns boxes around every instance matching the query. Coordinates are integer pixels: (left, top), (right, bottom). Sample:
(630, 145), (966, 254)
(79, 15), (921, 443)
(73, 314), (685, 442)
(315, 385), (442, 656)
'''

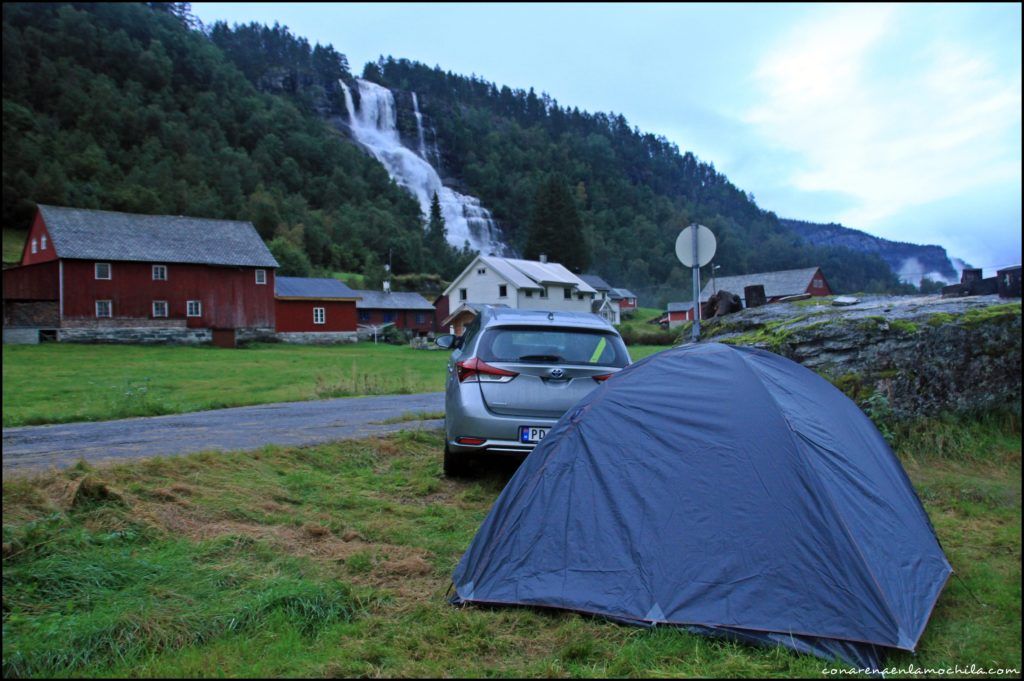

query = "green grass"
(2, 343), (450, 427)
(2, 417), (1019, 677)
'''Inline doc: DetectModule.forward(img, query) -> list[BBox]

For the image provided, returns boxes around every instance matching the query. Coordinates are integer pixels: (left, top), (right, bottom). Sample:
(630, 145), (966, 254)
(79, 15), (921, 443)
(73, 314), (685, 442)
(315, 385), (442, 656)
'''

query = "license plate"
(520, 426), (550, 444)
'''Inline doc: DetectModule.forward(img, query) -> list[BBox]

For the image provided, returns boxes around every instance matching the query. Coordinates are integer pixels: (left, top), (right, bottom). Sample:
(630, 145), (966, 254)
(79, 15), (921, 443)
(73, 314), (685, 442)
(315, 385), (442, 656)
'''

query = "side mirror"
(434, 334), (457, 349)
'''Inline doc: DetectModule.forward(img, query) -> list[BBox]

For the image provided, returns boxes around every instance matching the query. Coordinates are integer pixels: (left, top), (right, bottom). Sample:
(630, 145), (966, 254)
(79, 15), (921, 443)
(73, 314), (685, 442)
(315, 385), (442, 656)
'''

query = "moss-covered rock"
(695, 294), (1021, 419)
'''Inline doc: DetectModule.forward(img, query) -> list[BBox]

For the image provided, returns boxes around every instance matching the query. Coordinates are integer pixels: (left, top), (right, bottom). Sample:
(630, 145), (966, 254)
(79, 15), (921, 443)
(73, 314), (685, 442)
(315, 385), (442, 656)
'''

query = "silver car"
(435, 306), (631, 476)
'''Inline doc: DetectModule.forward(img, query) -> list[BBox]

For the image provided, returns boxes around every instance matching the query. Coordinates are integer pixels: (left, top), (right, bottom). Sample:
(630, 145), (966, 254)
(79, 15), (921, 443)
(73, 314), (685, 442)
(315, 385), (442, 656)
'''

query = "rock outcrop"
(694, 295), (1021, 419)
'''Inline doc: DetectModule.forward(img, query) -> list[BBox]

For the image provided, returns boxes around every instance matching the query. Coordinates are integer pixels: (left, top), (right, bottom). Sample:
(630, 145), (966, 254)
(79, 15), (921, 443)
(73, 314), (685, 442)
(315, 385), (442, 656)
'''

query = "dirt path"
(2, 392), (444, 472)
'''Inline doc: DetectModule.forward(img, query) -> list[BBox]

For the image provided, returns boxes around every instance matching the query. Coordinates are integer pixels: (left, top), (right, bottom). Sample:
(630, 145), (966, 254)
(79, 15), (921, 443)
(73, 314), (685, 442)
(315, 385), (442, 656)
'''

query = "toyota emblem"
(550, 368), (565, 378)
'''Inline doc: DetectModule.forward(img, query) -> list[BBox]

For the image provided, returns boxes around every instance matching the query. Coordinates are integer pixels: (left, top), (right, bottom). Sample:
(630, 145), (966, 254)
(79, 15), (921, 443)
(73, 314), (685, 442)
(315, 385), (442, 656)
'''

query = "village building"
(274, 276), (360, 343)
(579, 273), (621, 325)
(610, 287), (639, 314)
(2, 205), (277, 345)
(700, 266), (832, 307)
(438, 255), (598, 331)
(353, 289), (436, 337)
(661, 302), (697, 328)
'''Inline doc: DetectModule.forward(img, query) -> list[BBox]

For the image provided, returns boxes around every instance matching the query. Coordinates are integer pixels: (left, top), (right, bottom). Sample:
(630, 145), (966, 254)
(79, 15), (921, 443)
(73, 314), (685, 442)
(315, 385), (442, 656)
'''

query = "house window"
(525, 290), (533, 298)
(383, 311), (396, 323)
(186, 300), (202, 317)
(563, 287), (572, 299)
(813, 279), (824, 289)
(358, 310), (370, 322)
(152, 264), (168, 281)
(95, 263), (111, 280)
(313, 307), (326, 325)
(498, 284), (507, 298)
(95, 300), (112, 318)
(477, 267), (486, 275)
(459, 288), (467, 301)
(415, 312), (426, 324)
(31, 239), (37, 254)
(152, 301), (168, 318)
(539, 287), (548, 298)
(255, 269), (267, 285)
(41, 235), (47, 250)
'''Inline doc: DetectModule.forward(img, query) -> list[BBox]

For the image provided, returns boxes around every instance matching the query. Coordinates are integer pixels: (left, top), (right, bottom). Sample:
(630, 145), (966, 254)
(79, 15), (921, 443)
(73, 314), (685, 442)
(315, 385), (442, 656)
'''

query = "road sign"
(675, 224), (717, 267)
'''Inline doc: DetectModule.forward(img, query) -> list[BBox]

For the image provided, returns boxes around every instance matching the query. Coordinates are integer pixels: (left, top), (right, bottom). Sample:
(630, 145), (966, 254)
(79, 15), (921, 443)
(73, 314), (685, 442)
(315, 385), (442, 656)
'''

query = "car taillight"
(456, 357), (519, 383)
(456, 436), (487, 446)
(592, 373), (613, 382)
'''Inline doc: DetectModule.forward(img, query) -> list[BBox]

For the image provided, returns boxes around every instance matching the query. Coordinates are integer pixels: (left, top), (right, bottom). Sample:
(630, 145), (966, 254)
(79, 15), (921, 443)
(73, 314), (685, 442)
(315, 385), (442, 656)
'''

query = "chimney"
(539, 253), (548, 263)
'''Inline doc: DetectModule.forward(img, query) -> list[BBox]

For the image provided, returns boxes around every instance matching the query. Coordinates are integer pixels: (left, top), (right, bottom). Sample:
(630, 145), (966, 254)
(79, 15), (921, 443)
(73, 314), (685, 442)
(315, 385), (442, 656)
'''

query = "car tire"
(443, 445), (471, 478)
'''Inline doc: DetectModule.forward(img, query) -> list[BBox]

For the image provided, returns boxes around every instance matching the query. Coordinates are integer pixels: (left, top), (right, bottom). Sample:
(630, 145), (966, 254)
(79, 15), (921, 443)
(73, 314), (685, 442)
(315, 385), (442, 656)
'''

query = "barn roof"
(667, 302), (695, 312)
(611, 287), (637, 299)
(700, 267), (821, 302)
(37, 205), (278, 268)
(353, 290), (435, 311)
(275, 276), (358, 299)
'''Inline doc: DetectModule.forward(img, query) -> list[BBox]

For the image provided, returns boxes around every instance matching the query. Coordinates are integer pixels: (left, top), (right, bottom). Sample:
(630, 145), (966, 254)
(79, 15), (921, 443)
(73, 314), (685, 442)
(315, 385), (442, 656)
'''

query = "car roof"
(478, 305), (617, 332)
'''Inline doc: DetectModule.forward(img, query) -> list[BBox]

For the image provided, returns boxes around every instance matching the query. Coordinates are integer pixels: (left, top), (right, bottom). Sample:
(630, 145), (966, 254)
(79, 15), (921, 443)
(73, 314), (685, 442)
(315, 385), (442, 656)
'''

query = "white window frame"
(95, 262), (111, 280)
(152, 300), (168, 318)
(41, 235), (47, 250)
(255, 269), (267, 285)
(539, 287), (548, 298)
(459, 288), (467, 301)
(498, 284), (507, 298)
(95, 300), (112, 318)
(152, 264), (168, 281)
(525, 290), (533, 298)
(313, 306), (326, 325)
(563, 287), (572, 300)
(31, 239), (38, 254)
(186, 300), (202, 317)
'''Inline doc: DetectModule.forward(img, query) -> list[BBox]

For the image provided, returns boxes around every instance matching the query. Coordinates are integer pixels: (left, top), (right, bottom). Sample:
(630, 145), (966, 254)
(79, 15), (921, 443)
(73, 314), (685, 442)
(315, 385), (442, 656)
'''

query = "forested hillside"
(3, 2), (913, 302)
(1, 2), (463, 280)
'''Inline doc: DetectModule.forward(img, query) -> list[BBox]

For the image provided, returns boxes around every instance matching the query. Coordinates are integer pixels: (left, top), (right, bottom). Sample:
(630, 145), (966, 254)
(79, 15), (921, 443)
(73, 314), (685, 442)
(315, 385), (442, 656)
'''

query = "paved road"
(2, 393), (444, 472)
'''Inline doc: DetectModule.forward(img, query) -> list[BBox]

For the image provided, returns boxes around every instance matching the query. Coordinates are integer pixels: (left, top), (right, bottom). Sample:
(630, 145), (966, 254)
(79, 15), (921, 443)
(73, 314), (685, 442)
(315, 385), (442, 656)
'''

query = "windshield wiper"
(517, 354), (564, 363)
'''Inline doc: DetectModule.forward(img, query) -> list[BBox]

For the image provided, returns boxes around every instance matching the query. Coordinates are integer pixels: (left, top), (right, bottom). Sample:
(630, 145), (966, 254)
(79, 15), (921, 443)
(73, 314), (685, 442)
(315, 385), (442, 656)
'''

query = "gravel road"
(2, 392), (444, 473)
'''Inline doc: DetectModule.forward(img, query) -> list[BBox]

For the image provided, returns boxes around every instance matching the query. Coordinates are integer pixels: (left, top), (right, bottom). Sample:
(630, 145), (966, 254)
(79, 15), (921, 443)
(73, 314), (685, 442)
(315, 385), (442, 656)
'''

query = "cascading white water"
(411, 92), (427, 159)
(340, 78), (505, 255)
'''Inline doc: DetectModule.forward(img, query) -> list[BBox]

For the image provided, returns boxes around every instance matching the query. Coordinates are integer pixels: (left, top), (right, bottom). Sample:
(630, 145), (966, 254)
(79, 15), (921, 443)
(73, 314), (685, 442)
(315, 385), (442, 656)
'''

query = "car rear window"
(477, 326), (630, 367)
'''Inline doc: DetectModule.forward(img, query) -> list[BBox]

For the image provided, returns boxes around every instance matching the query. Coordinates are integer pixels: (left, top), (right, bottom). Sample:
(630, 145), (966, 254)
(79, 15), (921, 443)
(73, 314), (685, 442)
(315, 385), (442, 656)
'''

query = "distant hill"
(781, 219), (962, 284)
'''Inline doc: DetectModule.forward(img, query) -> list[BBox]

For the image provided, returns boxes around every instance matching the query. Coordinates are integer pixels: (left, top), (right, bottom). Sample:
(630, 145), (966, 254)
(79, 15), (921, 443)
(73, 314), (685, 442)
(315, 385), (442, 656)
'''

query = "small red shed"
(275, 276), (359, 342)
(353, 289), (437, 336)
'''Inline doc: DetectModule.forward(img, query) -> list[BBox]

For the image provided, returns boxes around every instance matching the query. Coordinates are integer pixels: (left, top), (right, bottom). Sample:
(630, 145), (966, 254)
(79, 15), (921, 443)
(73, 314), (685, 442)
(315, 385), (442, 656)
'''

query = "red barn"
(275, 276), (359, 343)
(610, 287), (638, 313)
(700, 266), (833, 307)
(663, 302), (697, 327)
(2, 205), (278, 344)
(353, 289), (436, 337)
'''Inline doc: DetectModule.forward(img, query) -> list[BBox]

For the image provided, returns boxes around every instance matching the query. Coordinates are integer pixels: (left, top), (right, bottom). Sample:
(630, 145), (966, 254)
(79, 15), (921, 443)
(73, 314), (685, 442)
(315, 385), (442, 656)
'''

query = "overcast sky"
(192, 3), (1022, 275)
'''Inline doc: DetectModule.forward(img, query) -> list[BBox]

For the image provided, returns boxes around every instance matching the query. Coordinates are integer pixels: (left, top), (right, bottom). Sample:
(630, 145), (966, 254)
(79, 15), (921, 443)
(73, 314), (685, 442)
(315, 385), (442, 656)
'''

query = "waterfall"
(339, 79), (506, 256)
(411, 92), (427, 159)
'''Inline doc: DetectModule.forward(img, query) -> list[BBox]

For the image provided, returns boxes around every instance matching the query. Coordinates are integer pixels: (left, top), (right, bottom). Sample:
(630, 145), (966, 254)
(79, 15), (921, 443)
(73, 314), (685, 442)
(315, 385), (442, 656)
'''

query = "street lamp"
(711, 264), (721, 296)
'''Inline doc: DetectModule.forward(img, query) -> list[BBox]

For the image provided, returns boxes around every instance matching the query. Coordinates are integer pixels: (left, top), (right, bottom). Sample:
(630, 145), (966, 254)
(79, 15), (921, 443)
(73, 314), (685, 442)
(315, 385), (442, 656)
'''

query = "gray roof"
(580, 273), (613, 291)
(667, 302), (695, 312)
(276, 276), (358, 299)
(354, 290), (435, 311)
(611, 288), (637, 299)
(445, 256), (597, 296)
(700, 267), (821, 302)
(37, 205), (278, 268)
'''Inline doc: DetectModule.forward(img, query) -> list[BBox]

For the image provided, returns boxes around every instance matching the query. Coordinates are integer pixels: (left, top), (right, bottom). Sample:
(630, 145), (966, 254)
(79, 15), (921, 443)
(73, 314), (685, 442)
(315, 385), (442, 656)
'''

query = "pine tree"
(524, 176), (590, 273)
(425, 192), (450, 268)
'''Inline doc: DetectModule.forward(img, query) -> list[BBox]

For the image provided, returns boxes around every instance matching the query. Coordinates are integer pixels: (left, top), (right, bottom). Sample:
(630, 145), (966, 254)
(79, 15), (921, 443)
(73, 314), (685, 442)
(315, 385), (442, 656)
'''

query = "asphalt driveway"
(2, 392), (444, 472)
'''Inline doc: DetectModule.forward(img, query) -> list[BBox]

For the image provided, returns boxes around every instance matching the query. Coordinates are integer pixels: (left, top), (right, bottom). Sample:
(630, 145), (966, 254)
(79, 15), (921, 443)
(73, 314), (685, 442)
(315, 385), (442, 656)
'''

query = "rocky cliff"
(781, 218), (961, 284)
(695, 295), (1021, 419)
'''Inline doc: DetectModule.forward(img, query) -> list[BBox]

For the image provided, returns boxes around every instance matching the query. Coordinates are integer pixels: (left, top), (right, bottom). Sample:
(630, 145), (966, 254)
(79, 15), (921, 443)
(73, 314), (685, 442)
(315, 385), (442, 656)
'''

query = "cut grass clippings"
(2, 418), (1020, 678)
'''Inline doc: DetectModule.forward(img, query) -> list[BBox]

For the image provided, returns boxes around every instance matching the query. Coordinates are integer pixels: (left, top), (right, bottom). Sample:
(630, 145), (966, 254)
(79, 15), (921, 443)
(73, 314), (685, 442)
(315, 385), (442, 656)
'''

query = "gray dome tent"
(451, 343), (951, 669)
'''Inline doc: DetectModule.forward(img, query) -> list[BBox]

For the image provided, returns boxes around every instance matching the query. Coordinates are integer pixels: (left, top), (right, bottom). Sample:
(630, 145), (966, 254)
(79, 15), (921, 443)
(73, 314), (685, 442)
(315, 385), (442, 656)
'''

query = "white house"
(579, 273), (621, 325)
(441, 255), (598, 330)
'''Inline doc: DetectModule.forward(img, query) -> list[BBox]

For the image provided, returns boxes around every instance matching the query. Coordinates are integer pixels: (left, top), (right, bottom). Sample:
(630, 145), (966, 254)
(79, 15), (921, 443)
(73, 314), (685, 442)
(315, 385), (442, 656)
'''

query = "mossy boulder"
(696, 295), (1021, 419)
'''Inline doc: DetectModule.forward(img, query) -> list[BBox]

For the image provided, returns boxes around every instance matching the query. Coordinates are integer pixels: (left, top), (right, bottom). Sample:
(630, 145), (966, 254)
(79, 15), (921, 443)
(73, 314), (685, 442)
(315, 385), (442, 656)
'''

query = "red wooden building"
(699, 266), (832, 307)
(275, 276), (359, 342)
(3, 205), (278, 344)
(354, 289), (436, 336)
(610, 287), (638, 313)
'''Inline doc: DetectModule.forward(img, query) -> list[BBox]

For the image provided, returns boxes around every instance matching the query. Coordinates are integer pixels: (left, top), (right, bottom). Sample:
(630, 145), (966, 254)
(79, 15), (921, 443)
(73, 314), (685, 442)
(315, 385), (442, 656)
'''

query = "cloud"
(742, 5), (1022, 233)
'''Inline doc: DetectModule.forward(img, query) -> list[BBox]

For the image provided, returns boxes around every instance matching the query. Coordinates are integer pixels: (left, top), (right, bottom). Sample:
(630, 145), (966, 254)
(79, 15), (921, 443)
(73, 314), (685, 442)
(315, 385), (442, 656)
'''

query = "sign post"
(675, 224), (717, 341)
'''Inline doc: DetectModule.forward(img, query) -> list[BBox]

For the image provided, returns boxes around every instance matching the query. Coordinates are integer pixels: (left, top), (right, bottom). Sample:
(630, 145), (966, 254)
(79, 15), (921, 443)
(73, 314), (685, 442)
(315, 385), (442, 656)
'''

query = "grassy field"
(3, 227), (27, 264)
(2, 413), (1020, 677)
(2, 343), (671, 427)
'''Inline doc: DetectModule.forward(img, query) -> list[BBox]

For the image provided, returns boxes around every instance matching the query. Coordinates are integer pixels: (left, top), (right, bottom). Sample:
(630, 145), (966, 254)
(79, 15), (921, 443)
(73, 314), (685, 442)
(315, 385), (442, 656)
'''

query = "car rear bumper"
(446, 383), (561, 455)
